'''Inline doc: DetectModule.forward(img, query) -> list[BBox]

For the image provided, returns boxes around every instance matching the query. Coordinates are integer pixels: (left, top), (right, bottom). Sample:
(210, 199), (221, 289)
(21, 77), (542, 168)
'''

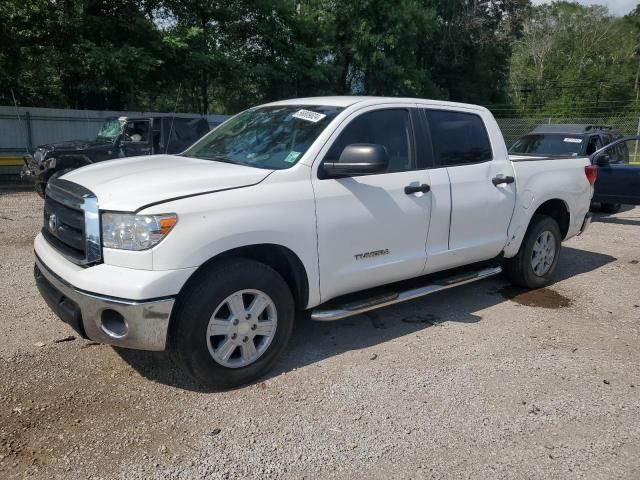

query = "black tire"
(600, 203), (621, 214)
(503, 214), (562, 289)
(171, 258), (295, 390)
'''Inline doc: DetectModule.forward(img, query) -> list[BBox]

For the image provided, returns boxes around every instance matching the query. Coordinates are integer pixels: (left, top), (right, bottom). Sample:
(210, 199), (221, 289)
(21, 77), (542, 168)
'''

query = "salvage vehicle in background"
(21, 116), (210, 197)
(33, 97), (594, 389)
(509, 124), (638, 213)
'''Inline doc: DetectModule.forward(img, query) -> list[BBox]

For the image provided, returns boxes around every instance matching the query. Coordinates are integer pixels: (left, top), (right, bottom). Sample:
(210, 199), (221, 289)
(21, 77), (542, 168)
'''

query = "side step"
(310, 266), (502, 321)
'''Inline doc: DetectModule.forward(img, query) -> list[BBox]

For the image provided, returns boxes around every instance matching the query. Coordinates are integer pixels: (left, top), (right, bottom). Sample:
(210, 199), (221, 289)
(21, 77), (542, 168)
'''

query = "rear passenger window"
(426, 110), (492, 166)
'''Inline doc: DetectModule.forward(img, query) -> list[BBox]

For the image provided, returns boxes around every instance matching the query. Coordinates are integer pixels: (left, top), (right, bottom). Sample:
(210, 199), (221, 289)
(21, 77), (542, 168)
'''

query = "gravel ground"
(1, 189), (639, 479)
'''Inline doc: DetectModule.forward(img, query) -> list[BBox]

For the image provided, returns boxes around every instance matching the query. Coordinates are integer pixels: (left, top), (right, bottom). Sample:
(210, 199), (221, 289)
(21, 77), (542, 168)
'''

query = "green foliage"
(509, 1), (640, 118)
(1, 0), (536, 114)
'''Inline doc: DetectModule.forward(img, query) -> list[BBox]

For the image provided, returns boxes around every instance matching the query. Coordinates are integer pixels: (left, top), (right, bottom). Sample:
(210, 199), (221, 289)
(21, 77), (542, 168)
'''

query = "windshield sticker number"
(563, 138), (582, 143)
(292, 110), (327, 123)
(284, 151), (301, 163)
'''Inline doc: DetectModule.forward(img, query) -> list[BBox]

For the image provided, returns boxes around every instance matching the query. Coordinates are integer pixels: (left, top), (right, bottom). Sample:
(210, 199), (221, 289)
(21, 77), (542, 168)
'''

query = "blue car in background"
(510, 124), (640, 213)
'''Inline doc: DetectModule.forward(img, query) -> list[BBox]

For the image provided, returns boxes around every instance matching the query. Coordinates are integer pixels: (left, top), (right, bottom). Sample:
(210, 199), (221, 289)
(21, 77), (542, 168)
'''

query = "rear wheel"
(503, 214), (562, 289)
(600, 202), (621, 214)
(172, 259), (294, 390)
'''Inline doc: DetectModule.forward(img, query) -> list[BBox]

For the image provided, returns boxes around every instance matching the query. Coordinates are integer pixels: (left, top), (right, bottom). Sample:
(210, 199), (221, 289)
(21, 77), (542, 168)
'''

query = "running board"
(310, 266), (502, 322)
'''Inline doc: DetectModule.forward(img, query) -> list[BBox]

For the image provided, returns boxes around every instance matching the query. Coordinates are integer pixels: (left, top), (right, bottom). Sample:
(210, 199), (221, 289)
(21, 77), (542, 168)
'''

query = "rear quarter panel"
(504, 155), (592, 258)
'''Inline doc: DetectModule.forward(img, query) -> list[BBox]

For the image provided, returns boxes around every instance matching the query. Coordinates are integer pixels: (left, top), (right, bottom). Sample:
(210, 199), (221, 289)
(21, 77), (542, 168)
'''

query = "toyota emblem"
(48, 213), (58, 232)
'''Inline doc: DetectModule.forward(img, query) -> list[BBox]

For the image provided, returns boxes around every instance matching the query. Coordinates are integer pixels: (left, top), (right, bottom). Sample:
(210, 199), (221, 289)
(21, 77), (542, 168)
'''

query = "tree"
(509, 1), (639, 117)
(0, 0), (61, 106)
(0, 0), (530, 113)
(0, 0), (166, 110)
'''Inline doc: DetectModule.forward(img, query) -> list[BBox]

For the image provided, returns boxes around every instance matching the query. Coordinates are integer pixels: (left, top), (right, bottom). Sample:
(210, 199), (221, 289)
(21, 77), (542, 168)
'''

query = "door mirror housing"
(595, 153), (611, 166)
(322, 144), (389, 178)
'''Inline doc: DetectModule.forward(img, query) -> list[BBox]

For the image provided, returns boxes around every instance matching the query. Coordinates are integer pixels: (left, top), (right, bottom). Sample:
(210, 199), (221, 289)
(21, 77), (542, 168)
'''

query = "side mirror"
(322, 144), (389, 177)
(595, 153), (611, 166)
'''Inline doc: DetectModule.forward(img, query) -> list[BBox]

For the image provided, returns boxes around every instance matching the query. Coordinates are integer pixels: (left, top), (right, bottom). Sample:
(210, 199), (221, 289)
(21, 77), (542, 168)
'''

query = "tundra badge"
(354, 249), (390, 261)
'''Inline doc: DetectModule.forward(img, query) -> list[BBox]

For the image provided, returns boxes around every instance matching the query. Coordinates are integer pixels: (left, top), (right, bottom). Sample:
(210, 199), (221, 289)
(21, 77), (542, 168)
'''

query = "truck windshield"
(510, 134), (584, 156)
(97, 119), (123, 141)
(183, 105), (342, 169)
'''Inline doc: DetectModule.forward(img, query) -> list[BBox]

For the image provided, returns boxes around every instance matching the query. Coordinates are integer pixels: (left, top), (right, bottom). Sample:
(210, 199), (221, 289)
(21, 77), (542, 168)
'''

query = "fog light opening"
(101, 309), (128, 338)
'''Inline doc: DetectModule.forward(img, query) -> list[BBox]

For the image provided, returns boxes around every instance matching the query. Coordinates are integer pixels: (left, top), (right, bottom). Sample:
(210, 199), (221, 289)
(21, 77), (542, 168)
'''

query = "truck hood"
(61, 155), (273, 211)
(39, 138), (112, 153)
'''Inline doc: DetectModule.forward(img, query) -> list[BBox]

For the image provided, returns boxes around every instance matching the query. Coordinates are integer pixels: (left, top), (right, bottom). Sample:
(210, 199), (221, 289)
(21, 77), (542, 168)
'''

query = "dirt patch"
(0, 346), (196, 478)
(1, 235), (36, 249)
(2, 192), (640, 479)
(497, 286), (573, 309)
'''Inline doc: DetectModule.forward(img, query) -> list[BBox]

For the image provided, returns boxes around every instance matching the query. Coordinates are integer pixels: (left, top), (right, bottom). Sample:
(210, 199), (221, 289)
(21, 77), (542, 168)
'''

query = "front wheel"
(171, 259), (294, 390)
(503, 214), (562, 289)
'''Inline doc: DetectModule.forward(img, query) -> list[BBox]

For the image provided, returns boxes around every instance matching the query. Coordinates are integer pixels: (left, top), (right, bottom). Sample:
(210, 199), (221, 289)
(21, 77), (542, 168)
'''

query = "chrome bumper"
(35, 256), (174, 351)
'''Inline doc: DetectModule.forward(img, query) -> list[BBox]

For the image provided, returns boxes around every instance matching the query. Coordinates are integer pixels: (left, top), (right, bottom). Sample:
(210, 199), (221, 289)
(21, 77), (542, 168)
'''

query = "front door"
(312, 107), (432, 302)
(424, 109), (516, 268)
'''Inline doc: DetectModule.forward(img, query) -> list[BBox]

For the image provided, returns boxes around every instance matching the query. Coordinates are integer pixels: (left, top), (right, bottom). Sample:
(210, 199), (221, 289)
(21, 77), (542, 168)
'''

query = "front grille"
(43, 179), (101, 265)
(43, 196), (86, 260)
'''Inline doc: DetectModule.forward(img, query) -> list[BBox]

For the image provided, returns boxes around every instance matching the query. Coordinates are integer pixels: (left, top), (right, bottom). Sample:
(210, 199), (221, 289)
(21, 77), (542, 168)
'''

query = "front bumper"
(20, 154), (40, 180)
(34, 256), (174, 351)
(20, 163), (37, 181)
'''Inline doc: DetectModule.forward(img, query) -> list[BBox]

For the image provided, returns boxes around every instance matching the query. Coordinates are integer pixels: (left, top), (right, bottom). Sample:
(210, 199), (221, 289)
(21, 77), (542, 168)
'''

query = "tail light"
(585, 165), (597, 186)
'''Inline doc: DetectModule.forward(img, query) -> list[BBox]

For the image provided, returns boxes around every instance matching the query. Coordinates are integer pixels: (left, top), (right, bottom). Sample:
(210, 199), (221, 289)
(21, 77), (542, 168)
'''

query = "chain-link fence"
(495, 116), (640, 148)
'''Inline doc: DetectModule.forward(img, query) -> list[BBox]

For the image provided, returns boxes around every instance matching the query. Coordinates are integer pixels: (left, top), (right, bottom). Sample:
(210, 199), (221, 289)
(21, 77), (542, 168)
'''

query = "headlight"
(101, 213), (177, 251)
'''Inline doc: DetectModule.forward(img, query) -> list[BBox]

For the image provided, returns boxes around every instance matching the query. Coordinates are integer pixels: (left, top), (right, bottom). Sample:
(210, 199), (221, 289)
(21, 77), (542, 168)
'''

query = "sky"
(532, 0), (638, 16)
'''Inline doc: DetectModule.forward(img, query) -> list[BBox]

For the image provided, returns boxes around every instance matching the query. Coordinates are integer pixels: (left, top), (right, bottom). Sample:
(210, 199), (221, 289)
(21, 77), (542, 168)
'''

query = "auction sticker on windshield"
(563, 138), (582, 143)
(284, 151), (301, 163)
(292, 110), (327, 123)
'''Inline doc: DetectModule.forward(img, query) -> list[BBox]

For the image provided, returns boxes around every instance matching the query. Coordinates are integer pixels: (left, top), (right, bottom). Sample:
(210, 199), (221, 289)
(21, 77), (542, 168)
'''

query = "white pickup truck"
(34, 97), (595, 389)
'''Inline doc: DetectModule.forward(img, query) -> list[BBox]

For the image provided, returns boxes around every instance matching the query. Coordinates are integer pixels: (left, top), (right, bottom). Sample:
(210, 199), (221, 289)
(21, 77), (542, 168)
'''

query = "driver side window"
(125, 120), (150, 142)
(324, 109), (415, 173)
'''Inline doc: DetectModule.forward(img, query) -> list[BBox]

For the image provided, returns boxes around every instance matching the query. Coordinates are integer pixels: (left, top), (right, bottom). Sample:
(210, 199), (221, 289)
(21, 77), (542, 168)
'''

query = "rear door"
(593, 137), (640, 205)
(424, 109), (516, 268)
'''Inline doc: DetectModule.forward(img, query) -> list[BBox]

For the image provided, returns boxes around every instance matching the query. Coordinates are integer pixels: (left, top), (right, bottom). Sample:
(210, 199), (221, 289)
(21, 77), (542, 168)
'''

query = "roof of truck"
(263, 96), (486, 111)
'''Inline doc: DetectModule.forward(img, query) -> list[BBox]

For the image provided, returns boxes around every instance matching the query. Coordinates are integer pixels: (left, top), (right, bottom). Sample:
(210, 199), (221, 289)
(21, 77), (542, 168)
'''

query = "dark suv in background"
(22, 116), (211, 197)
(510, 124), (632, 213)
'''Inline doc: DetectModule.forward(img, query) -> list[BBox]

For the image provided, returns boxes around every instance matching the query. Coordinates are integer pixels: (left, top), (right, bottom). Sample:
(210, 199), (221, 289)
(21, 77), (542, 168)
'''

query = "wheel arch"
(532, 198), (570, 240)
(175, 243), (310, 311)
(504, 197), (571, 258)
